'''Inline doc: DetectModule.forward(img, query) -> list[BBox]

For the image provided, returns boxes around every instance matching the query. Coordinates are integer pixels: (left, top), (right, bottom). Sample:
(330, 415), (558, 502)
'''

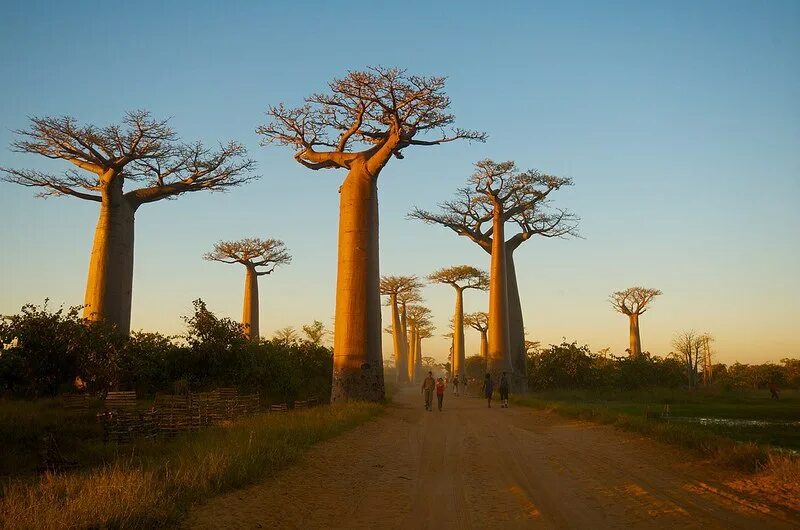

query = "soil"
(187, 387), (799, 529)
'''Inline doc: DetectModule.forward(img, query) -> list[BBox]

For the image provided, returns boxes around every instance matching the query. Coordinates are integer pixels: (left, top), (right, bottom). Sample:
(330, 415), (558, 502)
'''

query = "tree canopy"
(257, 67), (486, 174)
(204, 238), (291, 275)
(1, 110), (256, 205)
(610, 287), (662, 316)
(427, 265), (489, 291)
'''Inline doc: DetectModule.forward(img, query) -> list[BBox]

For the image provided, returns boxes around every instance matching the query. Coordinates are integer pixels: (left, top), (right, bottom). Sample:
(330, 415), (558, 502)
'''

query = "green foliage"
(464, 354), (486, 381)
(0, 301), (126, 396)
(0, 300), (333, 403)
(525, 340), (797, 392)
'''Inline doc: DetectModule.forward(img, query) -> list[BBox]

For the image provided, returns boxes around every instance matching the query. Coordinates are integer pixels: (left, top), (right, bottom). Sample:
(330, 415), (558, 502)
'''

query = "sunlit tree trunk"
(390, 294), (408, 384)
(242, 266), (259, 340)
(487, 209), (513, 379)
(506, 251), (527, 391)
(83, 178), (137, 334)
(480, 330), (488, 360)
(453, 287), (466, 378)
(407, 323), (417, 383)
(416, 331), (423, 381)
(331, 167), (384, 402)
(629, 313), (642, 358)
(400, 301), (409, 384)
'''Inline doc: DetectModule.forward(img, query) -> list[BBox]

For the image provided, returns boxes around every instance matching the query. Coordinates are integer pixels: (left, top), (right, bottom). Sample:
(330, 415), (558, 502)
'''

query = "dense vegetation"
(0, 300), (333, 403)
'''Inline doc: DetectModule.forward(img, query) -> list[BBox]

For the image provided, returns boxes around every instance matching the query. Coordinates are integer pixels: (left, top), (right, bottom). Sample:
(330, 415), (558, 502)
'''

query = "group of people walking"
(421, 371), (510, 412)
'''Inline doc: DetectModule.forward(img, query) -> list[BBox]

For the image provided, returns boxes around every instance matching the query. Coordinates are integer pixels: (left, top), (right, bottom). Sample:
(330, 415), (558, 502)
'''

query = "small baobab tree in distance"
(406, 304), (432, 383)
(609, 287), (662, 358)
(464, 311), (489, 360)
(1, 111), (256, 334)
(412, 160), (577, 387)
(380, 275), (422, 384)
(204, 238), (291, 340)
(258, 67), (485, 402)
(428, 266), (488, 380)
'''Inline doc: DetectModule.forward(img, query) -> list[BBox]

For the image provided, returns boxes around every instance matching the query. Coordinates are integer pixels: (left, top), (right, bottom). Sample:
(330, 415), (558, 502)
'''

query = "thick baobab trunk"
(453, 287), (466, 379)
(487, 210), (513, 379)
(506, 251), (527, 392)
(480, 330), (488, 360)
(390, 295), (407, 384)
(83, 183), (136, 334)
(629, 313), (642, 358)
(242, 266), (259, 340)
(331, 168), (384, 403)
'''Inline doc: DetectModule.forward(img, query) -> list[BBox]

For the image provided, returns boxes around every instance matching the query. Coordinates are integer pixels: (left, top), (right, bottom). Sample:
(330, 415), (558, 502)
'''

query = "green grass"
(513, 388), (800, 474)
(0, 402), (382, 529)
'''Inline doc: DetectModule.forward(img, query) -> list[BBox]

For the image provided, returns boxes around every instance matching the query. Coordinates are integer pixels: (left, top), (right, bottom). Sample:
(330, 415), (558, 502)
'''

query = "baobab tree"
(1, 111), (256, 333)
(411, 160), (577, 387)
(380, 275), (422, 384)
(258, 67), (485, 402)
(428, 266), (488, 380)
(204, 238), (291, 340)
(406, 304), (432, 383)
(464, 311), (489, 360)
(610, 287), (662, 358)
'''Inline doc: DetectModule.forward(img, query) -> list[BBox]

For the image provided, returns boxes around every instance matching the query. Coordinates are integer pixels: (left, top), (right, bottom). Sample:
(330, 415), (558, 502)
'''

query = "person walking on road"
(482, 373), (494, 408)
(499, 372), (510, 408)
(453, 373), (460, 396)
(435, 377), (446, 411)
(422, 371), (436, 411)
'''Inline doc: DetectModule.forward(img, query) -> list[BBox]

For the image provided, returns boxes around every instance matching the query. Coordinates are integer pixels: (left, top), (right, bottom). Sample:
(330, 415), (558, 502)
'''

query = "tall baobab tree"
(609, 287), (662, 358)
(1, 111), (256, 333)
(672, 329), (704, 388)
(406, 304), (432, 383)
(415, 323), (435, 382)
(411, 160), (577, 387)
(428, 266), (488, 380)
(464, 311), (489, 360)
(380, 275), (422, 384)
(204, 238), (291, 340)
(258, 67), (485, 402)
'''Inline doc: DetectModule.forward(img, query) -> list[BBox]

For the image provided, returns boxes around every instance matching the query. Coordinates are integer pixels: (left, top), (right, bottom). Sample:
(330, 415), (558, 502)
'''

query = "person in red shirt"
(435, 377), (446, 411)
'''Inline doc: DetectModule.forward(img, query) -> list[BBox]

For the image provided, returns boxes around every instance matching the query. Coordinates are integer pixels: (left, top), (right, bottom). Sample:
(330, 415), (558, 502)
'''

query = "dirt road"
(187, 387), (799, 529)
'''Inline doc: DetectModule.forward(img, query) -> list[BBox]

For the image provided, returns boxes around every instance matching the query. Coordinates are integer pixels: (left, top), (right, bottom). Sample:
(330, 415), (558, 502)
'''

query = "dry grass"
(0, 402), (382, 529)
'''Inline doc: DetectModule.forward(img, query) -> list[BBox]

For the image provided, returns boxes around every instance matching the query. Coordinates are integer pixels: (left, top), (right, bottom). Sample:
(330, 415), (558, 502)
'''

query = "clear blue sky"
(1, 0), (798, 364)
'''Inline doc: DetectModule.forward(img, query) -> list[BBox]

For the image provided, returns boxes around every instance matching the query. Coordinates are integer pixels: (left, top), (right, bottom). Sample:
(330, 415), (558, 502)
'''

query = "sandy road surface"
(187, 387), (799, 529)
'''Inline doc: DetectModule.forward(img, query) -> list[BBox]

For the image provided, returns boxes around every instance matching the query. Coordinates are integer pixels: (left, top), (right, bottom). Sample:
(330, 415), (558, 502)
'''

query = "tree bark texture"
(629, 313), (642, 358)
(487, 210), (513, 379)
(506, 251), (528, 392)
(331, 167), (384, 403)
(453, 287), (466, 379)
(83, 180), (137, 334)
(242, 266), (259, 340)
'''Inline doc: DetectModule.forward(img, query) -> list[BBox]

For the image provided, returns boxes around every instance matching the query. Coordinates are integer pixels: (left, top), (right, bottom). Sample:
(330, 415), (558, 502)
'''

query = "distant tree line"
(0, 301), (332, 402)
(458, 341), (798, 391)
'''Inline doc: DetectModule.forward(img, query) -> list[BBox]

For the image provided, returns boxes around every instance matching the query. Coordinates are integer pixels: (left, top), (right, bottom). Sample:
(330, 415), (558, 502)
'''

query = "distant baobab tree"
(380, 275), (422, 384)
(204, 238), (291, 340)
(609, 287), (662, 358)
(411, 160), (577, 387)
(258, 67), (485, 402)
(428, 266), (488, 380)
(671, 329), (710, 388)
(406, 304), (432, 383)
(464, 311), (489, 360)
(1, 111), (256, 334)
